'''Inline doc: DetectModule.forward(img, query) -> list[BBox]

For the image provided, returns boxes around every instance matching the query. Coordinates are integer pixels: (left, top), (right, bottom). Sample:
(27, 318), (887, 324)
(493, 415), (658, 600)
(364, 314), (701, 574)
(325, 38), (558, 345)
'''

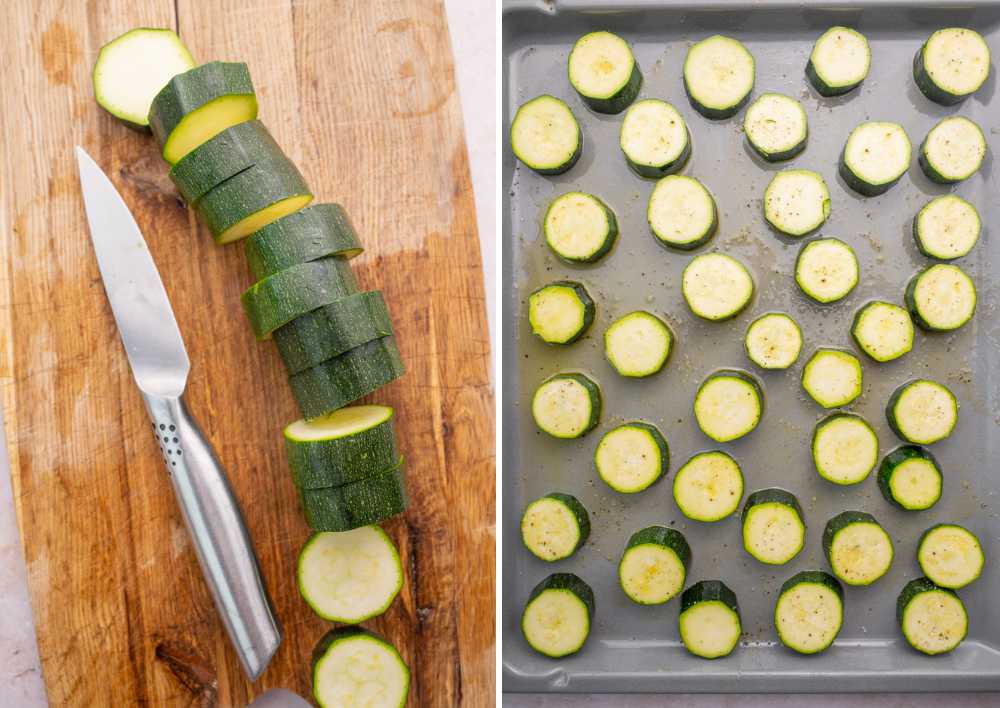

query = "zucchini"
(299, 462), (408, 532)
(647, 175), (718, 250)
(774, 571), (843, 654)
(620, 99), (691, 177)
(595, 422), (669, 494)
(763, 169), (830, 237)
(682, 253), (754, 321)
(919, 116), (986, 184)
(741, 488), (805, 565)
(678, 580), (741, 659)
(694, 369), (764, 443)
(897, 578), (968, 655)
(913, 28), (991, 105)
(917, 523), (984, 589)
(822, 511), (893, 586)
(528, 281), (595, 345)
(851, 301), (914, 362)
(878, 445), (942, 511)
(297, 526), (403, 623)
(801, 348), (862, 409)
(743, 93), (808, 162)
(618, 526), (691, 605)
(906, 263), (976, 332)
(521, 573), (595, 658)
(603, 310), (673, 378)
(149, 61), (258, 164)
(886, 379), (958, 445)
(531, 373), (601, 439)
(244, 203), (363, 280)
(811, 413), (878, 486)
(839, 121), (911, 196)
(794, 237), (858, 304)
(92, 28), (196, 132)
(568, 31), (642, 114)
(683, 35), (755, 119)
(913, 195), (981, 260)
(673, 451), (744, 523)
(510, 95), (581, 175)
(806, 27), (871, 96)
(744, 312), (802, 370)
(520, 493), (590, 562)
(543, 192), (618, 263)
(311, 628), (410, 708)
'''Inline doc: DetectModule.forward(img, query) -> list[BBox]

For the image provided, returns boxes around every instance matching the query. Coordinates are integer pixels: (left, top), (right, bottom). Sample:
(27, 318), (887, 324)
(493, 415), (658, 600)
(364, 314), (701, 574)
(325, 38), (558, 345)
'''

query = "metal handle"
(143, 393), (282, 681)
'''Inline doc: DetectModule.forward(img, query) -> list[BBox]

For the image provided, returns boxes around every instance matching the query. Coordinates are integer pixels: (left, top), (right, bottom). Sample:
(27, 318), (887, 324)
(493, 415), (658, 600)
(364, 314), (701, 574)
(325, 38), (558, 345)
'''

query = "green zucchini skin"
(522, 492), (591, 560)
(285, 410), (399, 490)
(298, 462), (407, 531)
(532, 373), (602, 439)
(528, 281), (595, 345)
(311, 627), (410, 708)
(878, 445), (942, 510)
(625, 525), (692, 569)
(680, 579), (739, 615)
(585, 63), (643, 115)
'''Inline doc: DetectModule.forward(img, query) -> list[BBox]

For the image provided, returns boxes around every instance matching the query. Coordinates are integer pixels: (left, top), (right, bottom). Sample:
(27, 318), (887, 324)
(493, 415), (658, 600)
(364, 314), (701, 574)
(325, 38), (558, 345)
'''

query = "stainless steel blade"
(76, 146), (189, 397)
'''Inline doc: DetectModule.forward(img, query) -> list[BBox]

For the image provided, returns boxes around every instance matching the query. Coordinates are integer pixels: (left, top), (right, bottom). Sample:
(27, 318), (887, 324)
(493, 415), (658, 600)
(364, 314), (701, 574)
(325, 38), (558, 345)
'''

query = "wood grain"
(0, 1), (495, 705)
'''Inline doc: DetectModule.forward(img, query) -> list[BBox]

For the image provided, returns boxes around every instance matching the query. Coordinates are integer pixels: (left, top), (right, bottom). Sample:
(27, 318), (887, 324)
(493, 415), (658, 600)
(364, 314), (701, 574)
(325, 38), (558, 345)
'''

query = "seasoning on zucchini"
(510, 95), (581, 175)
(794, 237), (858, 304)
(647, 175), (718, 250)
(774, 571), (843, 654)
(878, 445), (943, 511)
(801, 348), (862, 409)
(521, 493), (591, 562)
(682, 253), (754, 321)
(886, 379), (958, 445)
(618, 526), (690, 605)
(822, 511), (893, 586)
(543, 192), (618, 263)
(744, 312), (802, 369)
(913, 27), (991, 105)
(913, 195), (981, 260)
(917, 523), (984, 589)
(673, 451), (744, 522)
(694, 369), (764, 443)
(851, 301), (914, 362)
(742, 489), (805, 565)
(620, 99), (691, 177)
(897, 578), (967, 655)
(595, 422), (669, 494)
(806, 27), (871, 96)
(811, 413), (878, 486)
(678, 580), (742, 659)
(531, 373), (602, 439)
(919, 116), (986, 184)
(299, 462), (408, 532)
(683, 35), (755, 119)
(604, 311), (673, 377)
(763, 169), (830, 237)
(905, 264), (976, 332)
(568, 31), (642, 114)
(311, 628), (410, 708)
(743, 93), (808, 161)
(839, 121), (911, 196)
(528, 281), (595, 345)
(521, 573), (595, 658)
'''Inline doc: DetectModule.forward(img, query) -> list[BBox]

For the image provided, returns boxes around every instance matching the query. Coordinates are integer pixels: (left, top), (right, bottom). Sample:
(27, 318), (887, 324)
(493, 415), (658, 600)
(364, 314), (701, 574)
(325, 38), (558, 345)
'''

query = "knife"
(76, 146), (282, 680)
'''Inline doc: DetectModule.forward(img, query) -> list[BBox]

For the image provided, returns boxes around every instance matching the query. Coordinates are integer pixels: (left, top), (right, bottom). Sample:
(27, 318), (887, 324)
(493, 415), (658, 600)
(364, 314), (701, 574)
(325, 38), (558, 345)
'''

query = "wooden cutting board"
(0, 0), (494, 705)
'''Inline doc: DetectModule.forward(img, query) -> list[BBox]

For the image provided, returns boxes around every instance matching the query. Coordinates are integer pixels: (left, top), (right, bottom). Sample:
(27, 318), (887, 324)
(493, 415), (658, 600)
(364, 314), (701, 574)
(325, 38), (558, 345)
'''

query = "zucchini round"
(763, 169), (830, 237)
(543, 192), (618, 263)
(913, 195), (981, 260)
(742, 489), (805, 565)
(521, 573), (595, 658)
(897, 578), (967, 655)
(604, 311), (673, 378)
(917, 523), (984, 589)
(878, 445), (942, 511)
(528, 281), (595, 345)
(806, 27), (871, 96)
(811, 413), (878, 486)
(682, 253), (754, 321)
(568, 31), (642, 114)
(311, 628), (409, 708)
(886, 379), (958, 445)
(794, 237), (858, 304)
(913, 28), (991, 105)
(839, 121), (911, 196)
(620, 99), (691, 177)
(774, 571), (843, 654)
(618, 526), (691, 605)
(673, 451), (744, 522)
(694, 369), (764, 442)
(299, 462), (408, 532)
(744, 312), (802, 370)
(531, 373), (602, 439)
(822, 511), (893, 586)
(905, 263), (976, 332)
(684, 35), (755, 119)
(851, 301), (914, 362)
(595, 422), (669, 494)
(647, 175), (718, 250)
(801, 348), (862, 409)
(678, 580), (741, 659)
(244, 203), (363, 280)
(919, 116), (986, 184)
(743, 93), (808, 161)
(510, 95), (581, 175)
(520, 493), (591, 562)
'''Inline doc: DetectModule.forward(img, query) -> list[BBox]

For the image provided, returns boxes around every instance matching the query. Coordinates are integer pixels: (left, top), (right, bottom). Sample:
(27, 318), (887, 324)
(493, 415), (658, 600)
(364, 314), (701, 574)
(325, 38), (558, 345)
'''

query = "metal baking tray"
(502, 0), (1000, 693)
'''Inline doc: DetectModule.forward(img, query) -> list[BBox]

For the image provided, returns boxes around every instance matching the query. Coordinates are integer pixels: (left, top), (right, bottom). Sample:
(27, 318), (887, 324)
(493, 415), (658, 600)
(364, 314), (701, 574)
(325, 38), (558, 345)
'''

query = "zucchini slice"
(851, 301), (914, 363)
(878, 445), (942, 511)
(620, 99), (691, 178)
(822, 511), (893, 586)
(763, 169), (830, 237)
(604, 311), (673, 378)
(678, 580), (741, 659)
(531, 373), (602, 439)
(595, 422), (669, 494)
(618, 526), (691, 605)
(647, 175), (718, 250)
(511, 95), (581, 175)
(92, 28), (196, 132)
(682, 253), (754, 321)
(528, 281), (595, 345)
(743, 93), (808, 162)
(297, 526), (403, 624)
(520, 493), (591, 562)
(673, 451), (744, 523)
(897, 578), (968, 655)
(886, 379), (958, 445)
(913, 195), (981, 260)
(806, 27), (871, 96)
(521, 573), (595, 658)
(284, 404), (398, 489)
(919, 116), (986, 184)
(311, 628), (410, 708)
(149, 61), (258, 164)
(801, 348), (862, 409)
(742, 489), (805, 565)
(543, 192), (618, 263)
(683, 35), (755, 119)
(774, 571), (844, 654)
(917, 524), (984, 589)
(299, 462), (408, 532)
(794, 237), (858, 304)
(744, 312), (802, 369)
(244, 203), (363, 280)
(694, 369), (764, 442)
(914, 28), (991, 105)
(840, 121), (911, 196)
(905, 264), (976, 332)
(812, 413), (879, 486)
(568, 31), (642, 114)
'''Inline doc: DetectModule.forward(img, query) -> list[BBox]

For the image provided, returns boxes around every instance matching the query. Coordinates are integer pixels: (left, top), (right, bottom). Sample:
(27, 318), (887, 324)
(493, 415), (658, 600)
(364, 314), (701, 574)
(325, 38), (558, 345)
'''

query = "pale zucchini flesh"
(511, 95), (581, 174)
(604, 311), (673, 378)
(544, 192), (618, 263)
(744, 313), (802, 369)
(743, 93), (808, 161)
(812, 414), (878, 485)
(840, 122), (911, 196)
(887, 379), (958, 445)
(694, 371), (763, 442)
(684, 35), (755, 119)
(682, 253), (754, 321)
(647, 175), (718, 250)
(620, 99), (690, 177)
(917, 524), (984, 589)
(568, 31), (642, 114)
(919, 116), (986, 183)
(795, 238), (858, 304)
(763, 169), (830, 237)
(806, 27), (871, 96)
(913, 195), (981, 260)
(851, 301), (914, 362)
(801, 349), (862, 409)
(673, 451), (744, 522)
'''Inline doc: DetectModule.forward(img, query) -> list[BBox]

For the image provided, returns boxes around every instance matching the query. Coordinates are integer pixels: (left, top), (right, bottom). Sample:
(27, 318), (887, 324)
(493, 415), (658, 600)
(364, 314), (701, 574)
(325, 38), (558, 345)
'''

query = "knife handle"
(142, 393), (282, 681)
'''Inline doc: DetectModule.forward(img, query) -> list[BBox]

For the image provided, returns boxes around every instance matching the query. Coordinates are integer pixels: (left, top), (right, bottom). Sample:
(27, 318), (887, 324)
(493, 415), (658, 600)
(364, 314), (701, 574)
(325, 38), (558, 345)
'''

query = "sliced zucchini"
(682, 253), (754, 321)
(917, 523), (984, 589)
(913, 195), (981, 260)
(683, 35), (755, 119)
(694, 369), (764, 443)
(568, 31), (642, 114)
(673, 451), (744, 522)
(794, 237), (858, 304)
(528, 281), (595, 345)
(618, 526), (691, 605)
(801, 348), (862, 409)
(806, 27), (871, 96)
(811, 413), (878, 486)
(678, 580), (741, 659)
(604, 311), (673, 378)
(878, 445), (943, 511)
(311, 628), (409, 708)
(744, 312), (802, 370)
(886, 379), (958, 445)
(299, 462), (408, 532)
(743, 93), (808, 162)
(297, 526), (403, 624)
(531, 373), (602, 439)
(914, 28), (991, 105)
(511, 95), (581, 175)
(620, 99), (691, 177)
(919, 116), (986, 184)
(774, 571), (843, 654)
(905, 264), (976, 332)
(851, 301), (914, 362)
(763, 169), (830, 237)
(742, 489), (805, 565)
(647, 175), (718, 250)
(897, 578), (968, 655)
(543, 192), (618, 263)
(839, 121), (911, 196)
(521, 573), (595, 658)
(822, 511), (893, 586)
(520, 493), (591, 562)
(595, 422), (669, 494)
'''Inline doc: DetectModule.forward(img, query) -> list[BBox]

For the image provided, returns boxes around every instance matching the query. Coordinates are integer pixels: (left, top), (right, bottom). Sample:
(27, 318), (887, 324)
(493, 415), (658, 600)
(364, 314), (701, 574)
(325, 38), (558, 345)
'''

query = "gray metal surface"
(502, 0), (1000, 693)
